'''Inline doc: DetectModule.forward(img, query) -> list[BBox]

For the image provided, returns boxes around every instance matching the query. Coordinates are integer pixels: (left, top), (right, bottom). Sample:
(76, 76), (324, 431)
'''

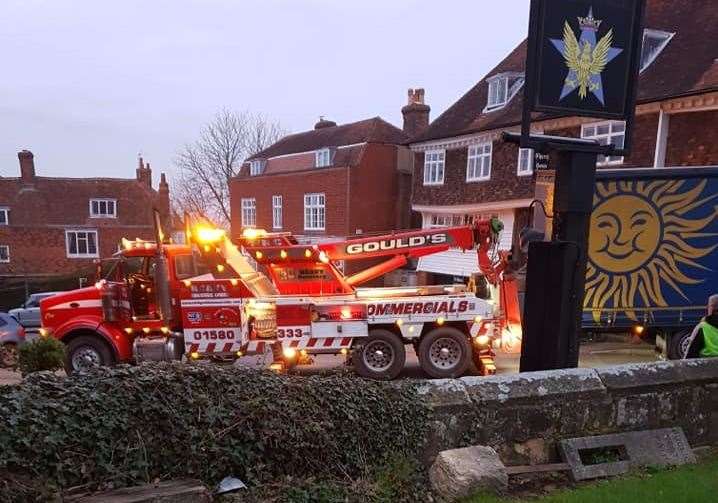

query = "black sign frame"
(520, 0), (646, 156)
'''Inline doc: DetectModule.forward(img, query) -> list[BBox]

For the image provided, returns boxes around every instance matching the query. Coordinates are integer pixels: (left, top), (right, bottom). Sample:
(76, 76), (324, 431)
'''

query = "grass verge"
(467, 454), (718, 503)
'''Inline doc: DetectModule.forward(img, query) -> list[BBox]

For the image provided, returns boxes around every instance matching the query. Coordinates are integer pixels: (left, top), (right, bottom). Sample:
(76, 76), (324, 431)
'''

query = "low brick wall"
(417, 359), (718, 465)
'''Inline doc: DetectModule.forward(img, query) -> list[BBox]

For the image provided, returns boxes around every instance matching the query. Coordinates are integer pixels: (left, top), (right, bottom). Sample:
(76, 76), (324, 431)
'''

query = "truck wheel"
(65, 335), (114, 374)
(667, 329), (692, 360)
(418, 327), (471, 378)
(353, 329), (405, 380)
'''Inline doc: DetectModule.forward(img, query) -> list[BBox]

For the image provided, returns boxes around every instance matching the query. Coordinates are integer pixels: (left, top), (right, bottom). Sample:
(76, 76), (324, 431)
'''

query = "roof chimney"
(401, 88), (430, 137)
(314, 116), (337, 129)
(136, 155), (152, 188)
(158, 172), (170, 229)
(18, 150), (36, 184)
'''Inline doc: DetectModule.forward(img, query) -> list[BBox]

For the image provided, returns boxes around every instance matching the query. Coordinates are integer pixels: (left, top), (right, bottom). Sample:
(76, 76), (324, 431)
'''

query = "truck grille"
(253, 315), (277, 339)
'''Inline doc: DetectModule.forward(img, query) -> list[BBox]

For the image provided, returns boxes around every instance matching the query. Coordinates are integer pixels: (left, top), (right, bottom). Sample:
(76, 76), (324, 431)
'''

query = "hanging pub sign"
(524, 0), (646, 120)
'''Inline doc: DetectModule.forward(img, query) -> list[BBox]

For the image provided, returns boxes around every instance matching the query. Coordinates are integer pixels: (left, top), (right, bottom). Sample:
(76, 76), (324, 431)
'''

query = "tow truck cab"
(40, 242), (208, 371)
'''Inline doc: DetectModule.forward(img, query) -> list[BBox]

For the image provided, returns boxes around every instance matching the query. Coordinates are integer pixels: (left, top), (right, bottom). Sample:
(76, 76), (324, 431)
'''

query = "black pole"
(551, 150), (598, 366)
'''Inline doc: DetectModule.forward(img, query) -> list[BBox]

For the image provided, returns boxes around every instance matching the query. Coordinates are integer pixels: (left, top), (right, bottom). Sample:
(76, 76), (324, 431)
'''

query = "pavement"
(0, 338), (659, 386)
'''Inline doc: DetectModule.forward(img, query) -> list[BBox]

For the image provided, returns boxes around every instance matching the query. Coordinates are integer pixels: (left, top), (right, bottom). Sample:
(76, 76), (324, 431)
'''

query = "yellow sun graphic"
(585, 179), (718, 322)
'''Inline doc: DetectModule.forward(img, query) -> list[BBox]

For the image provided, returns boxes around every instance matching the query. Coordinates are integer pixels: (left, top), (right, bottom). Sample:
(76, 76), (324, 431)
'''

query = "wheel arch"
(59, 326), (121, 364)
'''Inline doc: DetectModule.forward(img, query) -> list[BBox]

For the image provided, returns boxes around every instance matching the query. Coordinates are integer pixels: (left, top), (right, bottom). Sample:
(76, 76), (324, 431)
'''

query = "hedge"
(0, 363), (431, 502)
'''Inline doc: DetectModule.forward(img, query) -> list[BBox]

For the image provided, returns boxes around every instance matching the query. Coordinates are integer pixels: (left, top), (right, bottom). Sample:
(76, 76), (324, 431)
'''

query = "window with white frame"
(315, 148), (332, 168)
(272, 195), (282, 229)
(249, 160), (263, 176)
(89, 199), (117, 218)
(487, 76), (509, 110)
(0, 245), (9, 263)
(241, 198), (256, 227)
(423, 150), (445, 185)
(640, 29), (674, 73)
(65, 230), (98, 258)
(0, 207), (8, 225)
(425, 214), (464, 228)
(304, 193), (325, 231)
(467, 143), (492, 181)
(517, 148), (534, 176)
(581, 121), (626, 165)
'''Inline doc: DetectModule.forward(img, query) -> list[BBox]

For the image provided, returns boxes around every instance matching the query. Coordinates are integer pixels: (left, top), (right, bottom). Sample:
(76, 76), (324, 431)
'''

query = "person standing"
(684, 294), (718, 358)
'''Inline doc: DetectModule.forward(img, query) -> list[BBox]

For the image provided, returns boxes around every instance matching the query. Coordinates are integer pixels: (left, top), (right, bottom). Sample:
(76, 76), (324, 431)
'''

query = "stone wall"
(418, 359), (718, 466)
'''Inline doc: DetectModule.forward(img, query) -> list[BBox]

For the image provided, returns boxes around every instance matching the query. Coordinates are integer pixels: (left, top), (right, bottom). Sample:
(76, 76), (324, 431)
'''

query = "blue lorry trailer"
(583, 166), (718, 358)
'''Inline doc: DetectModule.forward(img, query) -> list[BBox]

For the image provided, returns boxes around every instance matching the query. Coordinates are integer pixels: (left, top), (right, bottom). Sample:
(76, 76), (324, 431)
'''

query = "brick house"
(230, 94), (430, 273)
(409, 0), (718, 282)
(0, 151), (170, 290)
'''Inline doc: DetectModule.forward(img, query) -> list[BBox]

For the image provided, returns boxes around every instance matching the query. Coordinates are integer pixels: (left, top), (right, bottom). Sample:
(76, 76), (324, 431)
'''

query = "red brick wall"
(349, 144), (404, 234)
(0, 226), (155, 277)
(230, 143), (408, 240)
(665, 110), (718, 166)
(230, 167), (350, 239)
(0, 173), (165, 279)
(411, 140), (535, 207)
(544, 113), (659, 169)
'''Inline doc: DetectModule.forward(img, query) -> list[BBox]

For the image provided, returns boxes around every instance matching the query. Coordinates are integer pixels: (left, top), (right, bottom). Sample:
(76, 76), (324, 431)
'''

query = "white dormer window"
(315, 148), (332, 168)
(487, 77), (508, 110)
(485, 72), (525, 112)
(249, 160), (263, 176)
(89, 199), (117, 218)
(640, 29), (674, 73)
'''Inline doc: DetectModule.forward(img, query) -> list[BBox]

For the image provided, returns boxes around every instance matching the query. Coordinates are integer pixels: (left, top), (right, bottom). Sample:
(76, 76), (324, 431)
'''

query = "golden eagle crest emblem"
(550, 8), (623, 105)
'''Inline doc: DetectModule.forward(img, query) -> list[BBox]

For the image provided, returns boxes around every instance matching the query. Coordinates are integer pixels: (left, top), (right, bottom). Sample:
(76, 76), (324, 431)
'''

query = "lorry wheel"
(353, 329), (405, 380)
(65, 335), (114, 374)
(667, 329), (692, 360)
(418, 327), (471, 379)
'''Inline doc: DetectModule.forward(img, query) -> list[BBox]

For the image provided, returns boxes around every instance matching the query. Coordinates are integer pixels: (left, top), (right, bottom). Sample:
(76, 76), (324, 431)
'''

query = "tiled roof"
(248, 117), (409, 160)
(412, 0), (718, 144)
(0, 176), (161, 227)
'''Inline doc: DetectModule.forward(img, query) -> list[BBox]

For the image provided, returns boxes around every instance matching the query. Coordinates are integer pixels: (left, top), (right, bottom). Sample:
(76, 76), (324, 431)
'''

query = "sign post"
(509, 0), (646, 371)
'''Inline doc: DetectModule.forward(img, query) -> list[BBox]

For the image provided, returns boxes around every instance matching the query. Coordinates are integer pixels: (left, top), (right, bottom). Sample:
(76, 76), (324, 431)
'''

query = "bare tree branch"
(172, 109), (284, 228)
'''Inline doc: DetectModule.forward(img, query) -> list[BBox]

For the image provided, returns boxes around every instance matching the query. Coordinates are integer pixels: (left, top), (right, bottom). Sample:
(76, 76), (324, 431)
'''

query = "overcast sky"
(0, 0), (529, 183)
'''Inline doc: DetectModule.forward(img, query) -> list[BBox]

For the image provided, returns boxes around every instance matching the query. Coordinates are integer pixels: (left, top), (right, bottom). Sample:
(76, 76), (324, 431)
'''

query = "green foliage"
(219, 457), (428, 502)
(16, 336), (66, 376)
(0, 363), (430, 502)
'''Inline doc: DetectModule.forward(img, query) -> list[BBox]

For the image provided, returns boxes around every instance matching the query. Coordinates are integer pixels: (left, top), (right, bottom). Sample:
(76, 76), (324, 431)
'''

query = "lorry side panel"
(584, 167), (718, 331)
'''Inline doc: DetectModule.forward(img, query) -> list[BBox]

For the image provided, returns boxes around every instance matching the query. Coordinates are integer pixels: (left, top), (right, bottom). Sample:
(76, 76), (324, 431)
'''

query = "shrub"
(16, 336), (65, 376)
(0, 363), (431, 502)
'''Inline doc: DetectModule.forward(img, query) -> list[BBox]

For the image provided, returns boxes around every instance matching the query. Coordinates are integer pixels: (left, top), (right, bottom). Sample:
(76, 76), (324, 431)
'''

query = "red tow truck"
(40, 217), (522, 379)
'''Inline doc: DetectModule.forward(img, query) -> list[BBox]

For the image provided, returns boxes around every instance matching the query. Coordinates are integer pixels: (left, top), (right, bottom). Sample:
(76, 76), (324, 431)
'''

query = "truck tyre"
(667, 329), (692, 360)
(353, 329), (405, 380)
(418, 326), (471, 379)
(65, 335), (114, 374)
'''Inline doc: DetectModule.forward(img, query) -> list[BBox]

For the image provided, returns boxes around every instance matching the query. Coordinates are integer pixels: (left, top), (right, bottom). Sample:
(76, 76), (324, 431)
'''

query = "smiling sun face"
(585, 179), (718, 322)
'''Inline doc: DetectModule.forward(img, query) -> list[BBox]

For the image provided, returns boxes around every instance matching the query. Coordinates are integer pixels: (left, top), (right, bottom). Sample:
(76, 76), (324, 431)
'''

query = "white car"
(9, 292), (62, 328)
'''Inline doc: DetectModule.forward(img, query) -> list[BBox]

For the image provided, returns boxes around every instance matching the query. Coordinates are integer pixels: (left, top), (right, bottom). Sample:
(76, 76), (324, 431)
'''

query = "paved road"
(288, 339), (659, 378)
(0, 339), (659, 386)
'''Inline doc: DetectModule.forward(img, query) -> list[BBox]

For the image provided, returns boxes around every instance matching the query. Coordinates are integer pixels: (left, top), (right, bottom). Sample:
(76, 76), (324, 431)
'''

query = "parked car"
(9, 292), (62, 328)
(0, 313), (26, 367)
